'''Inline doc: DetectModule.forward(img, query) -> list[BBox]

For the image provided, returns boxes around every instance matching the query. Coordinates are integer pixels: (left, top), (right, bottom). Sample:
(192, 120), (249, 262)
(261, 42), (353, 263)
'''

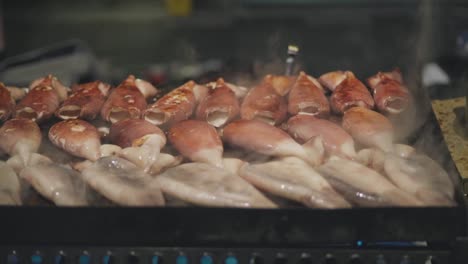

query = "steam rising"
(393, 0), (461, 189)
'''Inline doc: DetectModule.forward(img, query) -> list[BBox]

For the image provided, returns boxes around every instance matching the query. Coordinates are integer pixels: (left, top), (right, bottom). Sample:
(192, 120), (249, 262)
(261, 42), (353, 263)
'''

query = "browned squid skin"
(326, 71), (375, 114)
(143, 81), (197, 128)
(367, 69), (411, 114)
(48, 119), (101, 161)
(342, 107), (394, 152)
(57, 81), (111, 120)
(15, 75), (68, 123)
(195, 78), (240, 127)
(288, 72), (330, 117)
(0, 118), (42, 157)
(318, 71), (347, 92)
(287, 114), (356, 159)
(0, 83), (15, 122)
(270, 75), (296, 96)
(109, 119), (166, 148)
(168, 120), (224, 168)
(100, 75), (148, 123)
(223, 119), (324, 166)
(240, 75), (288, 126)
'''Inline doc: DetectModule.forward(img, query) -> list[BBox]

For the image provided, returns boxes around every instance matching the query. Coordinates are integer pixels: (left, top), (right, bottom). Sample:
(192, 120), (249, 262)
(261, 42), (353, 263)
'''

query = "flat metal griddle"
(0, 106), (465, 249)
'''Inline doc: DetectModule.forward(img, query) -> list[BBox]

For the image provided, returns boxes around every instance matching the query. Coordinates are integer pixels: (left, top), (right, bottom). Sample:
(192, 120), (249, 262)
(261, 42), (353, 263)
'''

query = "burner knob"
(79, 252), (91, 264)
(274, 253), (287, 264)
(375, 255), (387, 264)
(177, 254), (189, 264)
(200, 254), (213, 264)
(7, 251), (19, 264)
(298, 253), (312, 264)
(128, 252), (139, 264)
(225, 255), (238, 264)
(425, 256), (438, 264)
(349, 254), (361, 264)
(151, 254), (162, 264)
(250, 254), (263, 264)
(324, 254), (337, 264)
(54, 251), (66, 264)
(103, 253), (115, 264)
(400, 255), (411, 264)
(31, 253), (43, 264)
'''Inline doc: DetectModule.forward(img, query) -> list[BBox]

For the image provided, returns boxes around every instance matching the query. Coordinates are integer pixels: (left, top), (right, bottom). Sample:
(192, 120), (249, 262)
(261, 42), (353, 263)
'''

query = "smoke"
(391, 0), (436, 142)
(393, 0), (462, 190)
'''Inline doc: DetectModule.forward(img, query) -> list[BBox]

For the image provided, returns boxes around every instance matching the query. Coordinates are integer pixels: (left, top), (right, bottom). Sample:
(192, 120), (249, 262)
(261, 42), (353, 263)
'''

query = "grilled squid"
(6, 86), (28, 101)
(0, 118), (42, 163)
(15, 75), (69, 123)
(240, 75), (288, 125)
(367, 69), (411, 114)
(270, 75), (296, 96)
(80, 156), (165, 206)
(101, 75), (158, 123)
(168, 120), (224, 168)
(319, 71), (374, 114)
(20, 163), (88, 206)
(57, 81), (111, 120)
(342, 107), (394, 152)
(317, 156), (423, 207)
(317, 71), (347, 92)
(144, 81), (208, 128)
(155, 161), (276, 208)
(288, 71), (330, 117)
(0, 161), (22, 205)
(48, 119), (101, 161)
(223, 119), (324, 166)
(109, 119), (166, 171)
(196, 78), (240, 127)
(0, 83), (15, 122)
(287, 114), (356, 159)
(239, 157), (351, 208)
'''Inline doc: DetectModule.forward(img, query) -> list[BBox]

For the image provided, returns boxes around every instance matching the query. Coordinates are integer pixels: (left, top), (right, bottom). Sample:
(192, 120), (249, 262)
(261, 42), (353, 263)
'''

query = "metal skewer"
(285, 45), (299, 76)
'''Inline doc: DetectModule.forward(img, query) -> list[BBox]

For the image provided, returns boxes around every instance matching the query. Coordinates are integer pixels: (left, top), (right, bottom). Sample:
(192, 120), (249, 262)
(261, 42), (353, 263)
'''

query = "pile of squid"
(0, 69), (456, 208)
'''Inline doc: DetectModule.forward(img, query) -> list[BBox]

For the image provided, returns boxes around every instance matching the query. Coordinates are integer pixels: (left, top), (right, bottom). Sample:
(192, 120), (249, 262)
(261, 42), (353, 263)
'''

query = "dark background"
(2, 0), (468, 85)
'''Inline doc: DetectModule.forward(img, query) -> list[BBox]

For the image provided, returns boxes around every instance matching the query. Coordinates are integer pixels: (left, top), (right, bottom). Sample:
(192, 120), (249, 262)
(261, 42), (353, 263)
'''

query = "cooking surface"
(0, 69), (460, 209)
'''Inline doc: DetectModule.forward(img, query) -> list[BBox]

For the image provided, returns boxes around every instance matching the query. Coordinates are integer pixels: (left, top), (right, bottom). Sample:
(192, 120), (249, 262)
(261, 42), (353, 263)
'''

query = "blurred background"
(0, 0), (467, 92)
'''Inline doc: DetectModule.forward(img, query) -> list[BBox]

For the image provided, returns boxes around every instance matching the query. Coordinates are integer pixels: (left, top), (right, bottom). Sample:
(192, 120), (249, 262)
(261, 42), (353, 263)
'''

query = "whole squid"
(287, 114), (356, 159)
(168, 120), (224, 168)
(101, 75), (158, 123)
(109, 118), (166, 171)
(367, 69), (411, 114)
(0, 161), (22, 205)
(239, 157), (351, 208)
(0, 118), (42, 163)
(48, 119), (101, 161)
(223, 119), (324, 166)
(240, 75), (288, 125)
(196, 78), (240, 127)
(319, 71), (374, 114)
(15, 75), (68, 123)
(144, 81), (208, 128)
(342, 107), (394, 152)
(57, 81), (111, 120)
(0, 83), (15, 122)
(155, 161), (276, 208)
(80, 156), (165, 206)
(288, 72), (329, 117)
(384, 153), (455, 206)
(317, 156), (423, 207)
(20, 162), (88, 206)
